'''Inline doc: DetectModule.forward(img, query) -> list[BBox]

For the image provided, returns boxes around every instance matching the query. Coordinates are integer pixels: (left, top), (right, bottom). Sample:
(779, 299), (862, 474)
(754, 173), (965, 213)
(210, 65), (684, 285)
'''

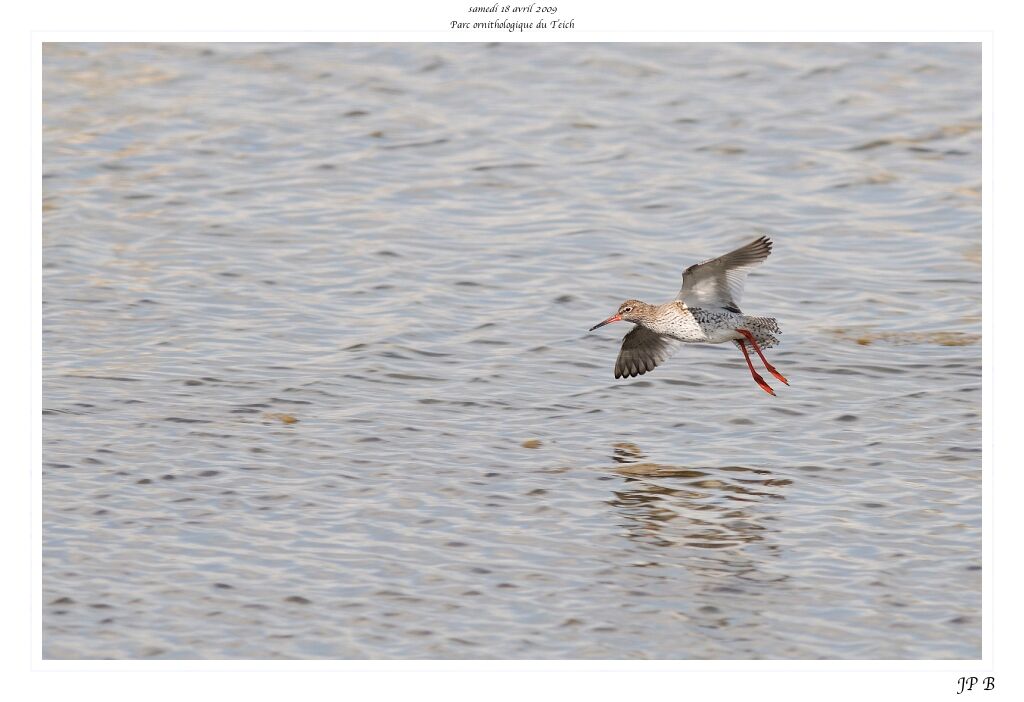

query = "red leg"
(738, 340), (775, 396)
(736, 329), (789, 386)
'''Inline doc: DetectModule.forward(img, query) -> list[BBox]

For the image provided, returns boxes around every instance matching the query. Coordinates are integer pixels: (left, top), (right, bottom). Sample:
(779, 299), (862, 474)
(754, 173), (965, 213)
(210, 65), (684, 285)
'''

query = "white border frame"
(28, 27), (994, 687)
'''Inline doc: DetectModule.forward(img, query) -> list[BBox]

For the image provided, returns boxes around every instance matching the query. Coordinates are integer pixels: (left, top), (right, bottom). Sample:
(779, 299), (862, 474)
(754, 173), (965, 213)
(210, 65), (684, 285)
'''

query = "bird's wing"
(676, 235), (773, 311)
(614, 326), (682, 379)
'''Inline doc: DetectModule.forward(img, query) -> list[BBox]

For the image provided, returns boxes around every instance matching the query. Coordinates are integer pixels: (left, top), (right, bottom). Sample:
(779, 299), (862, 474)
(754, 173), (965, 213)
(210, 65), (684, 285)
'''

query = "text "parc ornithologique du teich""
(451, 4), (575, 32)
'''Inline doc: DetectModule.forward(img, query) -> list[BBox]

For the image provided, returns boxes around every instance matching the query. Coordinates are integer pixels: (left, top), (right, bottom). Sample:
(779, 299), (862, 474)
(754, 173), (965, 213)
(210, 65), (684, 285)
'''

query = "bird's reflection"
(607, 442), (790, 554)
(604, 442), (794, 638)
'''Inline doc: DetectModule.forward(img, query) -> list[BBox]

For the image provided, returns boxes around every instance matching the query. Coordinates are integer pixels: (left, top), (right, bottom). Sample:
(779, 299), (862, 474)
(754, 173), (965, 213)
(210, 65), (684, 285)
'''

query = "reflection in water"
(606, 442), (792, 639)
(607, 442), (790, 558)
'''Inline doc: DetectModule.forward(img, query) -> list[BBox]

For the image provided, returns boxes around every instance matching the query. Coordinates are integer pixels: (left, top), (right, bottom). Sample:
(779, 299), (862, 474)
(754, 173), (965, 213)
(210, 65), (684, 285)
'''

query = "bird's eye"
(622, 306), (632, 313)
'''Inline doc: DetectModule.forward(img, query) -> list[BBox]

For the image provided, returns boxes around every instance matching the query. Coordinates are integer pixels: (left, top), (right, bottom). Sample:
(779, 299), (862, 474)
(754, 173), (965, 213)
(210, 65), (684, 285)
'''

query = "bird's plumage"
(589, 235), (787, 394)
(614, 325), (681, 379)
(676, 235), (773, 312)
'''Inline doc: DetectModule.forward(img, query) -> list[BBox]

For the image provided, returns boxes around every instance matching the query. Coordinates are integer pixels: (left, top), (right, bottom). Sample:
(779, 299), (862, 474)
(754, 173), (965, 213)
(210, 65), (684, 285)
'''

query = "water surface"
(42, 42), (981, 659)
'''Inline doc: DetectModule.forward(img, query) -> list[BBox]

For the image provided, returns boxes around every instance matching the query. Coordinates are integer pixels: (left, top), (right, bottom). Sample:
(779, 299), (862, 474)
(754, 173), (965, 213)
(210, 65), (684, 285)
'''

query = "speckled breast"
(659, 303), (744, 343)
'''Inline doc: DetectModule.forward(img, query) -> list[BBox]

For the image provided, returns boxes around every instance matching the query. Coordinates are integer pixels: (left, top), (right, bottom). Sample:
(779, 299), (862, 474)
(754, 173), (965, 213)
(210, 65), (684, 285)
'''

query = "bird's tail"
(737, 316), (781, 349)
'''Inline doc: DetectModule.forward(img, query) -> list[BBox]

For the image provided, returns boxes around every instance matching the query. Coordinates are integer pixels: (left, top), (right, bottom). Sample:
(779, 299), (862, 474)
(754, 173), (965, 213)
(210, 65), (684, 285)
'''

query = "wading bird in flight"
(589, 235), (788, 396)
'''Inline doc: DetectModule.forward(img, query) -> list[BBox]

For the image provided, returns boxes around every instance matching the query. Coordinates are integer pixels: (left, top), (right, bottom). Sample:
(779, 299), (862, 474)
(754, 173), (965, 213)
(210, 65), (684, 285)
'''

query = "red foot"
(739, 340), (776, 396)
(737, 328), (789, 386)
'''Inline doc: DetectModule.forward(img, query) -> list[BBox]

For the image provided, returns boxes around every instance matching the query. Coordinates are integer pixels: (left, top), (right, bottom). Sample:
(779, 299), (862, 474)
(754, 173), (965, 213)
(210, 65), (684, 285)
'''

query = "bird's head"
(589, 299), (648, 331)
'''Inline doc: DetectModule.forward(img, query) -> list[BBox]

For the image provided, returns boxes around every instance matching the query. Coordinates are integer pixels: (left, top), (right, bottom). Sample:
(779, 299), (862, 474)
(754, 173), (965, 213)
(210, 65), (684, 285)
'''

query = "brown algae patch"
(263, 412), (299, 424)
(829, 328), (980, 347)
(963, 243), (982, 264)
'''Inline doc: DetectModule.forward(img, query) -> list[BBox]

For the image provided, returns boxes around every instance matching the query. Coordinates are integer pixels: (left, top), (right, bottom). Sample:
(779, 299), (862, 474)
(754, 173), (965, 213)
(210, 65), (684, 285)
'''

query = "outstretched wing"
(614, 326), (681, 379)
(676, 235), (773, 312)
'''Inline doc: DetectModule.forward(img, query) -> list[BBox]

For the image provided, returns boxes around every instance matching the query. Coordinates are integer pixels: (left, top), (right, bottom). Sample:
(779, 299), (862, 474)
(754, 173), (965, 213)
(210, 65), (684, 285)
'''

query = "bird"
(588, 235), (788, 396)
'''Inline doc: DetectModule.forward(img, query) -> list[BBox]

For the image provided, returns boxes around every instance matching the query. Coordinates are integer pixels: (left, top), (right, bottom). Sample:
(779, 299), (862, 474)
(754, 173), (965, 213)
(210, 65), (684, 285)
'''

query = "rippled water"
(42, 42), (981, 659)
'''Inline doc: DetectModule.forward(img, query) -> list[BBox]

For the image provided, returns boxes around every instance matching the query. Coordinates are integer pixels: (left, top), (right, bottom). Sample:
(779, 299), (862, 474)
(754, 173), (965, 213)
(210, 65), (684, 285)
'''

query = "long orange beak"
(589, 314), (621, 332)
